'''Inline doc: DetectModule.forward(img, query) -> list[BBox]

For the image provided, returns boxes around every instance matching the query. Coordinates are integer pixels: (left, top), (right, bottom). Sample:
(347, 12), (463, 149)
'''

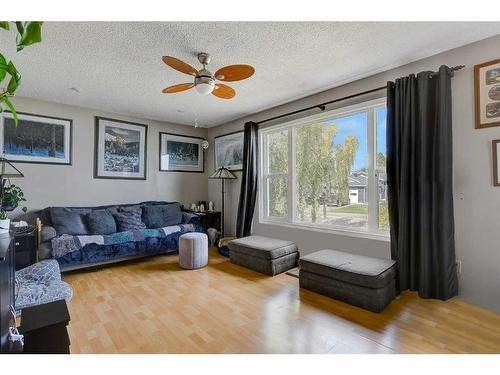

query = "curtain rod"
(255, 65), (465, 126)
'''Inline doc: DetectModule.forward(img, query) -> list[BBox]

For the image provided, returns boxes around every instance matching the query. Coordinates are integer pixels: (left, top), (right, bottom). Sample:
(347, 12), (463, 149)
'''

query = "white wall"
(207, 34), (500, 313)
(8, 97), (209, 216)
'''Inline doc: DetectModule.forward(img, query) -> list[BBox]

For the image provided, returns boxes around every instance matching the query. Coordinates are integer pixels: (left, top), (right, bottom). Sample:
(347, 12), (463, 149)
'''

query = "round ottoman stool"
(179, 232), (208, 269)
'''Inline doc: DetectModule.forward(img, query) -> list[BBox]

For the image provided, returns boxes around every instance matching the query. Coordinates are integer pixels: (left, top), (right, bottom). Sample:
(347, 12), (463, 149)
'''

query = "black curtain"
(386, 65), (458, 300)
(236, 121), (259, 238)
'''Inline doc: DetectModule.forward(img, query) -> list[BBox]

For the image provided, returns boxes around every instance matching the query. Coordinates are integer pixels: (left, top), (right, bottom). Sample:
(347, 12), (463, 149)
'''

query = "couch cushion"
(86, 209), (117, 235)
(299, 249), (396, 289)
(49, 207), (91, 235)
(228, 235), (298, 260)
(112, 208), (146, 232)
(142, 203), (182, 228)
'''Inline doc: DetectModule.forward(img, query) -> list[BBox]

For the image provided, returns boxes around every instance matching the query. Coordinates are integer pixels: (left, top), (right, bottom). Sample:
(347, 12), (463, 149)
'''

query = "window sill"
(258, 219), (390, 242)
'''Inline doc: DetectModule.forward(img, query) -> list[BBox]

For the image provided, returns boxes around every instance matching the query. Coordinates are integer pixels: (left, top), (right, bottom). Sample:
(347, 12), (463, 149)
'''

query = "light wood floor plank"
(62, 248), (500, 354)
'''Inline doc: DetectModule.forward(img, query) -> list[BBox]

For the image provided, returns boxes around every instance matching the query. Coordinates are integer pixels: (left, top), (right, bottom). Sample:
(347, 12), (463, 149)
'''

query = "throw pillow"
(49, 207), (91, 235)
(142, 202), (183, 228)
(113, 208), (146, 232)
(86, 209), (117, 235)
(119, 204), (142, 213)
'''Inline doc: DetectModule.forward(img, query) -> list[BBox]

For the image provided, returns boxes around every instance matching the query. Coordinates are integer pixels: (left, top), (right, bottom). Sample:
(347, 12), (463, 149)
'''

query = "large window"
(259, 98), (388, 238)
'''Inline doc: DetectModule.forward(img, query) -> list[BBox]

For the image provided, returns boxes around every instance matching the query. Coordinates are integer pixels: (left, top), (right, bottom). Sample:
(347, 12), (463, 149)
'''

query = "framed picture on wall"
(94, 117), (148, 180)
(159, 132), (205, 173)
(474, 58), (500, 129)
(0, 111), (72, 165)
(493, 139), (500, 186)
(214, 131), (244, 171)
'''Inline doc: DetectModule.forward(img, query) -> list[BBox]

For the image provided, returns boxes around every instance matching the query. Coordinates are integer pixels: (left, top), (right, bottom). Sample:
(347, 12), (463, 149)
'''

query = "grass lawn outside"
(329, 204), (368, 214)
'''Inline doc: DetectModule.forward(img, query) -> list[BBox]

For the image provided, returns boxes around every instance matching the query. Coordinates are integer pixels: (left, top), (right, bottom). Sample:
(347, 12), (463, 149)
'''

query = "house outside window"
(259, 97), (388, 240)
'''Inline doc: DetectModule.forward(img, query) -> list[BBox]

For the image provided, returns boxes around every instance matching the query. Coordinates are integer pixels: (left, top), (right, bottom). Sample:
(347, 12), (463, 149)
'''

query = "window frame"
(258, 97), (389, 242)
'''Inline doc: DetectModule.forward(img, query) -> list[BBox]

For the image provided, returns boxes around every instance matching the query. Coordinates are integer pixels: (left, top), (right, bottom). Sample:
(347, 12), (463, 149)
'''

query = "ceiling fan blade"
(162, 56), (198, 76)
(212, 84), (236, 99)
(214, 64), (255, 82)
(162, 83), (194, 94)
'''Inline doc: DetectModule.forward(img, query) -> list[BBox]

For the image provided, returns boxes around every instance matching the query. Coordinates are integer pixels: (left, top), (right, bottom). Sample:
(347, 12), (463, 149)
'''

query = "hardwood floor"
(63, 248), (500, 354)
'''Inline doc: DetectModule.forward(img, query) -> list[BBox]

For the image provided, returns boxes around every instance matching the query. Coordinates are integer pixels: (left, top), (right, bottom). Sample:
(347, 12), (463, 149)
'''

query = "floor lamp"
(208, 166), (236, 238)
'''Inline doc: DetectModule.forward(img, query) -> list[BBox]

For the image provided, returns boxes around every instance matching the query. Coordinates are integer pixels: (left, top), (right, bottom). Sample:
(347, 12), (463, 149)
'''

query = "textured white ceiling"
(2, 22), (500, 127)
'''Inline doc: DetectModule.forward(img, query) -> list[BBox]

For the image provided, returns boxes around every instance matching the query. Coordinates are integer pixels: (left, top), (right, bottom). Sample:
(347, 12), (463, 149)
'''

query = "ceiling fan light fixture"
(195, 75), (215, 95)
(162, 53), (254, 99)
(195, 80), (215, 95)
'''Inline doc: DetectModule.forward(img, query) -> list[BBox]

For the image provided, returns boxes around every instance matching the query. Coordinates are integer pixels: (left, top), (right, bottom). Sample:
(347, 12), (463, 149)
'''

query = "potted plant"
(0, 184), (27, 230)
(2, 184), (27, 212)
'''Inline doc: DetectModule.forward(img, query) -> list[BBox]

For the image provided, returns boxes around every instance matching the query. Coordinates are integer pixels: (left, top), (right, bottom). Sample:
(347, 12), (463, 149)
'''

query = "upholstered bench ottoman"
(299, 249), (396, 313)
(228, 235), (299, 276)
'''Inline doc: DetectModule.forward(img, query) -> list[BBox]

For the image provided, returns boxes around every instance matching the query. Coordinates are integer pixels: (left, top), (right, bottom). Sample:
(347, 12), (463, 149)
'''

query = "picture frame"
(0, 111), (72, 165)
(474, 58), (500, 129)
(493, 139), (500, 187)
(94, 116), (148, 180)
(159, 132), (205, 173)
(214, 131), (244, 171)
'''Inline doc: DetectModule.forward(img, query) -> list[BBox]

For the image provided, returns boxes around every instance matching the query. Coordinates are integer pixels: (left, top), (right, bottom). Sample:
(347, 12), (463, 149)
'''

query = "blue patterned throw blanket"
(51, 224), (194, 258)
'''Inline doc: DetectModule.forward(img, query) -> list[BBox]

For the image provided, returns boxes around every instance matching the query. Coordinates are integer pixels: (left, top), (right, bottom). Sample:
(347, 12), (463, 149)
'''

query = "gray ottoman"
(299, 249), (396, 313)
(179, 232), (208, 269)
(228, 235), (299, 276)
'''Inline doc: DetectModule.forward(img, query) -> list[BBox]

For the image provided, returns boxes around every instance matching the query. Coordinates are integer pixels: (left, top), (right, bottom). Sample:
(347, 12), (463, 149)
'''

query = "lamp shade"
(209, 166), (237, 180)
(195, 81), (215, 95)
(0, 158), (24, 178)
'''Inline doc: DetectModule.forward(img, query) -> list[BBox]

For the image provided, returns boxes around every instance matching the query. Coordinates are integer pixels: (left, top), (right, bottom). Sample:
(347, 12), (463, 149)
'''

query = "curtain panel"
(236, 121), (259, 238)
(386, 65), (458, 300)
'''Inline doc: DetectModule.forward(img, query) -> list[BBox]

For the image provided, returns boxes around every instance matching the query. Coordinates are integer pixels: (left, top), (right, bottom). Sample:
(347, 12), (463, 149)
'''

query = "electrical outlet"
(456, 260), (462, 274)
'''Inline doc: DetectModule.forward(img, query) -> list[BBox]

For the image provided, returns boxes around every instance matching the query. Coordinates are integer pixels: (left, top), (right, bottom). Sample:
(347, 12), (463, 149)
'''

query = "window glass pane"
(267, 130), (288, 174)
(294, 112), (368, 228)
(267, 176), (288, 217)
(376, 107), (389, 230)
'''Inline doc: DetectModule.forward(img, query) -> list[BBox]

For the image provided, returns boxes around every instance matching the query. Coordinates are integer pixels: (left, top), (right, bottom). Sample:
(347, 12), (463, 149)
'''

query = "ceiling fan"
(161, 53), (255, 99)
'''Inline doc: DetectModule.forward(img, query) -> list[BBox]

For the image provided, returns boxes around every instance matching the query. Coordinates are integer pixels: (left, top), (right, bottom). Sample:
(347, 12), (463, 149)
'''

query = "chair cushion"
(14, 259), (73, 312)
(299, 249), (396, 289)
(15, 259), (61, 285)
(142, 203), (182, 228)
(86, 209), (117, 235)
(228, 235), (298, 260)
(49, 207), (91, 235)
(113, 208), (146, 232)
(15, 280), (73, 311)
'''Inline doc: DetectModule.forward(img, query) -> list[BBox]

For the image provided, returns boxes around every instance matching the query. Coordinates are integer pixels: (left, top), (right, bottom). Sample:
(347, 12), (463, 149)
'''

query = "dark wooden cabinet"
(0, 233), (15, 354)
(19, 300), (71, 354)
(196, 211), (221, 233)
(14, 229), (37, 270)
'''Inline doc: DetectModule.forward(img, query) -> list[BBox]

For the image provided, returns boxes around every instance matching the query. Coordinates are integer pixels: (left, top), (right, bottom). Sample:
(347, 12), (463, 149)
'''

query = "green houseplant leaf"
(16, 21), (43, 51)
(6, 61), (20, 94)
(0, 53), (7, 82)
(0, 21), (42, 121)
(1, 96), (18, 126)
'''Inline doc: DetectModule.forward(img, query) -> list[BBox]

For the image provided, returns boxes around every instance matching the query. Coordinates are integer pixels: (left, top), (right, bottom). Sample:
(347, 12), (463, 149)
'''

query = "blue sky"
(324, 107), (387, 171)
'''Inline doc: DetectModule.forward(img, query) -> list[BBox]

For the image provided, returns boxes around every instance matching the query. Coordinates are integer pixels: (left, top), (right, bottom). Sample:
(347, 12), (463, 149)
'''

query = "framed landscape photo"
(159, 132), (204, 173)
(214, 131), (244, 171)
(94, 117), (147, 180)
(493, 139), (500, 187)
(0, 111), (72, 165)
(474, 58), (500, 129)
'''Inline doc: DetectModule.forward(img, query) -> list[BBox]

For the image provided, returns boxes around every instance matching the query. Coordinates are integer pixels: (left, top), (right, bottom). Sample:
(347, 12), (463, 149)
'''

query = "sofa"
(38, 201), (202, 271)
